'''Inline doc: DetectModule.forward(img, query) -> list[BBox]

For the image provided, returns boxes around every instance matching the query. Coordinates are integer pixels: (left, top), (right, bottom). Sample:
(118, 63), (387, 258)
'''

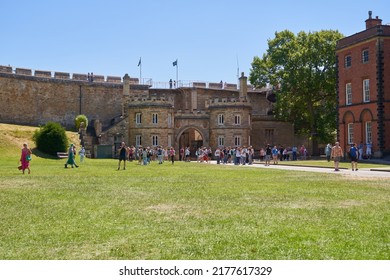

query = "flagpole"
(139, 57), (142, 84)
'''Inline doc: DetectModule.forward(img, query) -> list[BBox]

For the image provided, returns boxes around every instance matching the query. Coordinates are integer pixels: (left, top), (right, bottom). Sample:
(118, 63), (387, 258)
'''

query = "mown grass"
(1, 124), (389, 260)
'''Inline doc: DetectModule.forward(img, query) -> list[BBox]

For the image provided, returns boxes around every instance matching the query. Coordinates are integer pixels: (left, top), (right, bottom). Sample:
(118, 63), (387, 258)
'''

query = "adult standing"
(272, 145), (279, 164)
(292, 145), (298, 161)
(20, 142), (32, 174)
(349, 143), (359, 171)
(79, 146), (85, 163)
(214, 147), (221, 164)
(117, 142), (127, 170)
(358, 141), (364, 160)
(331, 142), (343, 171)
(169, 147), (176, 164)
(325, 143), (332, 162)
(157, 146), (164, 164)
(366, 142), (372, 159)
(265, 144), (272, 166)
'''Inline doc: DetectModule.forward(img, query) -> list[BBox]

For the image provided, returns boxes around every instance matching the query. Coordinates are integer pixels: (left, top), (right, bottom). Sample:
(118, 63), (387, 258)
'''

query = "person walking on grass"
(349, 143), (359, 171)
(331, 141), (343, 171)
(65, 143), (79, 168)
(117, 142), (127, 170)
(79, 146), (85, 163)
(169, 147), (175, 164)
(20, 142), (32, 174)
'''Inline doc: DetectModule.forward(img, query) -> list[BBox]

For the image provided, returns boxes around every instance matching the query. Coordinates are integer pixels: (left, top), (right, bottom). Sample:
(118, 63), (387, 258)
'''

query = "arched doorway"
(178, 127), (204, 158)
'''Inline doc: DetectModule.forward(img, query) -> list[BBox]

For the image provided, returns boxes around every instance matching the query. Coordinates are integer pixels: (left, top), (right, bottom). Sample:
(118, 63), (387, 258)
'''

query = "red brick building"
(336, 11), (390, 158)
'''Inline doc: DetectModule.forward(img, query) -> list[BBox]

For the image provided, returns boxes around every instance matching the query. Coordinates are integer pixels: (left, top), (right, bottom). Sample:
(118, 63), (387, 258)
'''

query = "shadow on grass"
(31, 148), (62, 160)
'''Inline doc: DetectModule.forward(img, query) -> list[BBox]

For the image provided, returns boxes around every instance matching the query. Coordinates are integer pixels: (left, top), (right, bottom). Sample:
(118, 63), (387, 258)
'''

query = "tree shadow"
(31, 148), (60, 160)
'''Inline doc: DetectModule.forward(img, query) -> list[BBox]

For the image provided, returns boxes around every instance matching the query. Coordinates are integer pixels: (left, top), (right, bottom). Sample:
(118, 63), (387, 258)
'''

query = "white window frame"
(234, 115), (241, 125)
(346, 83), (352, 105)
(218, 114), (224, 125)
(152, 135), (158, 146)
(152, 113), (158, 124)
(363, 79), (370, 103)
(347, 123), (354, 144)
(365, 122), (372, 145)
(136, 135), (142, 147)
(218, 136), (224, 147)
(234, 135), (241, 147)
(136, 113), (142, 125)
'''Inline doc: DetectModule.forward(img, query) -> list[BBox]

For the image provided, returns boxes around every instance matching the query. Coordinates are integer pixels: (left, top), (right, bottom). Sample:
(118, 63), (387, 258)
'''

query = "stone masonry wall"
(0, 72), (123, 129)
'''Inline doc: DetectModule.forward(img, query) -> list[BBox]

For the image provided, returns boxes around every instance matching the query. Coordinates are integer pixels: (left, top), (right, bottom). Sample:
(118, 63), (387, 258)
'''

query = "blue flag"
(138, 58), (141, 67)
(172, 59), (177, 67)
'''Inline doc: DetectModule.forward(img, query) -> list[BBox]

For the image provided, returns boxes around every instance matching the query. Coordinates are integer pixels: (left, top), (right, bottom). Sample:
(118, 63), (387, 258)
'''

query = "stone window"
(218, 136), (224, 146)
(136, 113), (142, 125)
(362, 49), (369, 64)
(347, 123), (354, 144)
(363, 79), (370, 103)
(136, 135), (142, 147)
(234, 135), (241, 147)
(152, 113), (158, 124)
(234, 114), (241, 125)
(152, 135), (158, 146)
(344, 55), (352, 68)
(218, 114), (224, 125)
(346, 83), (352, 105)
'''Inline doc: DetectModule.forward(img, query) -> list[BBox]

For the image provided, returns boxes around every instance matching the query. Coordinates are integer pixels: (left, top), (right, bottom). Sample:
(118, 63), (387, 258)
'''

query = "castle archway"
(176, 126), (207, 158)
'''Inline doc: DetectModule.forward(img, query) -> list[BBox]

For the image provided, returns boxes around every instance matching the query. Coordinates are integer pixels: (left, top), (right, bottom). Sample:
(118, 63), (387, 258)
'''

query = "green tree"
(75, 114), (88, 131)
(250, 30), (344, 155)
(33, 122), (68, 156)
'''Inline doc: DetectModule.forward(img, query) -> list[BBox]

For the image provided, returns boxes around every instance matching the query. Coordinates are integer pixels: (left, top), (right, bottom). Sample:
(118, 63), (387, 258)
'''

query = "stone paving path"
(206, 161), (390, 179)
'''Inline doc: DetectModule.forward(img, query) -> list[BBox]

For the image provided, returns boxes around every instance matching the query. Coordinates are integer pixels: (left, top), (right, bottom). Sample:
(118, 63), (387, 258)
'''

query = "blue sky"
(1, 0), (389, 86)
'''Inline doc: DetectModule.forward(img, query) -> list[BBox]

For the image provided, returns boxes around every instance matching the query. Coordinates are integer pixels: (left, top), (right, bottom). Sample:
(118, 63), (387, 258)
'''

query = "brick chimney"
(365, 11), (382, 29)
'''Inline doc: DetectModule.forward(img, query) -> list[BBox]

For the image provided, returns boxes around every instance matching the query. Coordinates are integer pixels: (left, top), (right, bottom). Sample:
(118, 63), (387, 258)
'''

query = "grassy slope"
(0, 124), (389, 260)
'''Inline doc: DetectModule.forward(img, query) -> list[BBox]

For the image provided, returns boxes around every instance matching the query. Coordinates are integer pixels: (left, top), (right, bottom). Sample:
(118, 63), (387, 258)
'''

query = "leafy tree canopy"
(249, 30), (344, 152)
(75, 114), (88, 131)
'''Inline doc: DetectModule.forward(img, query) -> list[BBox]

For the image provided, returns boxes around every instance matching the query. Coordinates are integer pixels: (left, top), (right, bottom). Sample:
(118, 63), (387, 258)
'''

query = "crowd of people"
(18, 140), (375, 174)
(117, 143), (178, 170)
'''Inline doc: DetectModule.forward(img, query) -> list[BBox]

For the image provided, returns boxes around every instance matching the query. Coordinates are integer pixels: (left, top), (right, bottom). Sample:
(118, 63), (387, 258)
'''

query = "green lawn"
(1, 124), (389, 260)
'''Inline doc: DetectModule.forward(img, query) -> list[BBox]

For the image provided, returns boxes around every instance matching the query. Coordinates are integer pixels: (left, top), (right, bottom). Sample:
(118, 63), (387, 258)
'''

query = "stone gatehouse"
(0, 65), (297, 158)
(97, 73), (295, 158)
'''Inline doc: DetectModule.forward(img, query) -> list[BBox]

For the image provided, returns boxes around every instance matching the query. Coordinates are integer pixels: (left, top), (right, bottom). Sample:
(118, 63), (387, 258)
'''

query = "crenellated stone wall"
(0, 68), (124, 129)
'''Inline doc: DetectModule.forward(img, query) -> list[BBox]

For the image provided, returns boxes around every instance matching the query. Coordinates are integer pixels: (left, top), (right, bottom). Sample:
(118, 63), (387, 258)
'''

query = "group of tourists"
(117, 143), (176, 170)
(18, 139), (374, 174)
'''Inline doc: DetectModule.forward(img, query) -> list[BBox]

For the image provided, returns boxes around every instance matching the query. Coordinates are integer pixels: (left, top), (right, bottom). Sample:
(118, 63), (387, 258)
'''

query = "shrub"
(75, 114), (88, 131)
(33, 122), (68, 156)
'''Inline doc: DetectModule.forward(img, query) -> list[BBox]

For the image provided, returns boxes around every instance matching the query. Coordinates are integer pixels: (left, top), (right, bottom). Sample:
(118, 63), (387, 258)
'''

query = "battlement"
(0, 65), (124, 84)
(206, 97), (251, 108)
(127, 95), (174, 108)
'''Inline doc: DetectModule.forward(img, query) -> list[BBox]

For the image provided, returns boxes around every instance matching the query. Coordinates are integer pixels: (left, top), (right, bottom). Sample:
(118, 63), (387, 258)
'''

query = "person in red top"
(20, 142), (32, 174)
